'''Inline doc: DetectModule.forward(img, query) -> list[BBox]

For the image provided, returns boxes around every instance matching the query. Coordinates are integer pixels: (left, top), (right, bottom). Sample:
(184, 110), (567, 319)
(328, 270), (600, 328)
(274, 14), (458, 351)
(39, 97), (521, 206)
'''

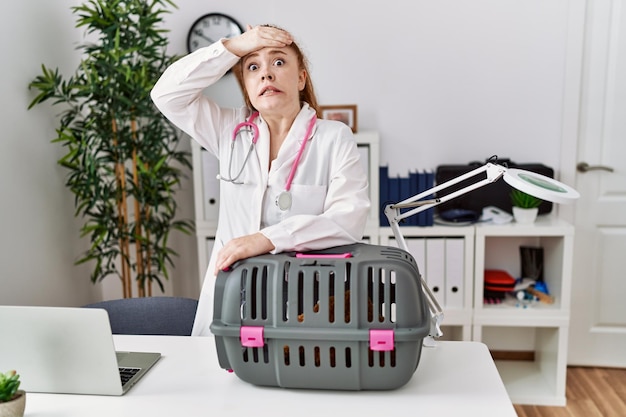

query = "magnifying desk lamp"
(383, 158), (580, 340)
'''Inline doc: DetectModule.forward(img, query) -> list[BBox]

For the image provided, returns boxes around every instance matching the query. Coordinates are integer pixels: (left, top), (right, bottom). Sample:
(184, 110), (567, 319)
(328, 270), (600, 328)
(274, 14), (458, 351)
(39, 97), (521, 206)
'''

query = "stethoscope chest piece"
(276, 191), (292, 211)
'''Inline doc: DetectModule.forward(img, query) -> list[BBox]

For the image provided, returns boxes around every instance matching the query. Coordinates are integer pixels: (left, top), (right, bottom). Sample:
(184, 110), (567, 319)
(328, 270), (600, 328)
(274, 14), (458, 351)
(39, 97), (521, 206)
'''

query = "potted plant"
(510, 189), (542, 224)
(27, 0), (192, 297)
(0, 370), (25, 417)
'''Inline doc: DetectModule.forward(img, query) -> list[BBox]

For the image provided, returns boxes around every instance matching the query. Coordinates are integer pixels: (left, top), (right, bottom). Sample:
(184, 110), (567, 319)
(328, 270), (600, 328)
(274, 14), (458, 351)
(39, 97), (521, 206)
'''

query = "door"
(569, 0), (626, 367)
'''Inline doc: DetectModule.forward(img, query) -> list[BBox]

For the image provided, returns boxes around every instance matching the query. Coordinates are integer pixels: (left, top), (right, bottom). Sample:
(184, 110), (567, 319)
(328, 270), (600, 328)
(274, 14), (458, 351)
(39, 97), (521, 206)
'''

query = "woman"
(151, 25), (370, 335)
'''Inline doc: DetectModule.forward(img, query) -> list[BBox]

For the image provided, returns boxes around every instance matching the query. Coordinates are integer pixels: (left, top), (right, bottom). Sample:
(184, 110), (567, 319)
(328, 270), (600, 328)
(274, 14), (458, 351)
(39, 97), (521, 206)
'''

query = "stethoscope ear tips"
(216, 174), (222, 180)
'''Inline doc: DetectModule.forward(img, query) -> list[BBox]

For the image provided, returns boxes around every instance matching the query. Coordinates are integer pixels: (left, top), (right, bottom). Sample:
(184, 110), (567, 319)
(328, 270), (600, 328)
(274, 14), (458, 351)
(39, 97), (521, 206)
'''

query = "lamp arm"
(384, 162), (508, 340)
(386, 163), (507, 222)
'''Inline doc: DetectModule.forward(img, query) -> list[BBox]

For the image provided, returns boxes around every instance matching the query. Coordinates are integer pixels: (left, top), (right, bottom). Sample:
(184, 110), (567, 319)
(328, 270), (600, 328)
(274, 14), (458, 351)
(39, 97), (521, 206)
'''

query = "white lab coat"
(151, 40), (370, 335)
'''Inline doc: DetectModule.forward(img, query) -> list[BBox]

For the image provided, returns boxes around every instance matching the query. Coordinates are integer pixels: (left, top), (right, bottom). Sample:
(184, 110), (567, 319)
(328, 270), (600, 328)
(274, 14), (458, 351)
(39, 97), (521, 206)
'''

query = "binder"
(424, 169), (435, 226)
(201, 150), (220, 223)
(379, 166), (389, 226)
(425, 238), (445, 306)
(417, 170), (426, 226)
(388, 175), (401, 227)
(409, 171), (419, 226)
(399, 174), (412, 226)
(405, 238), (426, 276)
(444, 238), (465, 309)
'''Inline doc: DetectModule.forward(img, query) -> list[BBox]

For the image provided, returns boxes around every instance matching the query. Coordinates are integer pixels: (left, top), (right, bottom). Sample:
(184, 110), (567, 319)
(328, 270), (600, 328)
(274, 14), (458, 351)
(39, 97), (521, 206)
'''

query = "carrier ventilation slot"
(368, 349), (397, 368)
(367, 267), (397, 323)
(242, 345), (270, 364)
(281, 261), (291, 321)
(381, 247), (415, 265)
(240, 265), (269, 320)
(282, 345), (353, 368)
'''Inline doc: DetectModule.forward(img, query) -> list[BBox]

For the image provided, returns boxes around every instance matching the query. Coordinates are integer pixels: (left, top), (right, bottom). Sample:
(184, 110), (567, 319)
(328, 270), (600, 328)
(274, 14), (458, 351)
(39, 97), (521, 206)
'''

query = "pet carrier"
(210, 243), (430, 390)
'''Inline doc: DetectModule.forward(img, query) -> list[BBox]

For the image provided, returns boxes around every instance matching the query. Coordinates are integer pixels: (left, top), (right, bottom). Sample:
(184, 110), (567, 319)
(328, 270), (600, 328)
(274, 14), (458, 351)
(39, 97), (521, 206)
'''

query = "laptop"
(0, 305), (161, 396)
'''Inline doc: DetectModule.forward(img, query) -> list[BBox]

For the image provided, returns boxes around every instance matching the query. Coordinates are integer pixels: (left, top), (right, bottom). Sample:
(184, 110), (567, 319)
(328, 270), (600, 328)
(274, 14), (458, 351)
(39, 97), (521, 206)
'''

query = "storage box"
(210, 243), (430, 390)
(435, 159), (554, 215)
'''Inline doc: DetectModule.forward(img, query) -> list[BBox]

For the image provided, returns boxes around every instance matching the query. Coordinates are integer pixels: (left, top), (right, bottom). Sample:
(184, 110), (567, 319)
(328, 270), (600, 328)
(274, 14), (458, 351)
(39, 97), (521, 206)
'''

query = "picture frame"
(319, 104), (358, 133)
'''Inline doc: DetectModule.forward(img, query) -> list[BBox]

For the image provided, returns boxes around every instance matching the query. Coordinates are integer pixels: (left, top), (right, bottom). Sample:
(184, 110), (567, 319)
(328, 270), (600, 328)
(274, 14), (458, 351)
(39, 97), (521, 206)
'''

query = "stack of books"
(379, 166), (435, 227)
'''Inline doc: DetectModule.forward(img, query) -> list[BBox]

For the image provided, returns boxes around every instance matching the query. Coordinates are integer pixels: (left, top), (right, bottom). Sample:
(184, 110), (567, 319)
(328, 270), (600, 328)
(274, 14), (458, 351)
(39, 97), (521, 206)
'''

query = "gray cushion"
(83, 297), (198, 336)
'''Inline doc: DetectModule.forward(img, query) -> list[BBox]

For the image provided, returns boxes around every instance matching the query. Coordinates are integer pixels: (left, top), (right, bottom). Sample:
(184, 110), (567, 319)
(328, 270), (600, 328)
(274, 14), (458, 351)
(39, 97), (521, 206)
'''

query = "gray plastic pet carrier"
(210, 243), (430, 390)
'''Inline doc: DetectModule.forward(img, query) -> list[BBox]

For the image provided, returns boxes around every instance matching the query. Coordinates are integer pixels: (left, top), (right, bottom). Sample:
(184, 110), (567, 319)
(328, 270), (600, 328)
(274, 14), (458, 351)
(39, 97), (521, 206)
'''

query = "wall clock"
(187, 13), (244, 53)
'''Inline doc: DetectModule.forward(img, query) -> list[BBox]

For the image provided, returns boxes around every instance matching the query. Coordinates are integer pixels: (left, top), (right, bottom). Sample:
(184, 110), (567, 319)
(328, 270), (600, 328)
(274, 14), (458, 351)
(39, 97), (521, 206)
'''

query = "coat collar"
(255, 103), (317, 176)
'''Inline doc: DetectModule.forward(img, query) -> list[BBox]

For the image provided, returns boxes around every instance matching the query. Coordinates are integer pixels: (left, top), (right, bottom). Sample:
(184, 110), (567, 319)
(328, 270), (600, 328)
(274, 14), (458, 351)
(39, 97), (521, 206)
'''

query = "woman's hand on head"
(223, 25), (293, 57)
(215, 232), (275, 274)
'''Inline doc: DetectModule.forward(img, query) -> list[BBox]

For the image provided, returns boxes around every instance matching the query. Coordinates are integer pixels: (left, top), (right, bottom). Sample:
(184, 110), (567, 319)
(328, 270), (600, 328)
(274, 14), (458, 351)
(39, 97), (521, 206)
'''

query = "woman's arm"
(150, 41), (241, 154)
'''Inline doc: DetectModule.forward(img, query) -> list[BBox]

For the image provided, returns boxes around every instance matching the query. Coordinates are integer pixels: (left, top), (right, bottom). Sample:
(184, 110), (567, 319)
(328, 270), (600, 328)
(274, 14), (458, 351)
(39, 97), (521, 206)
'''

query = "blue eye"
(247, 63), (259, 71)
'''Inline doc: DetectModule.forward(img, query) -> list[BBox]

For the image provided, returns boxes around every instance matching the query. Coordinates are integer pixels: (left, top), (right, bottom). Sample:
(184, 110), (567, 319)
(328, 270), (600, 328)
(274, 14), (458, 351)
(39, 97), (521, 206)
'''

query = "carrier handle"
(295, 252), (352, 259)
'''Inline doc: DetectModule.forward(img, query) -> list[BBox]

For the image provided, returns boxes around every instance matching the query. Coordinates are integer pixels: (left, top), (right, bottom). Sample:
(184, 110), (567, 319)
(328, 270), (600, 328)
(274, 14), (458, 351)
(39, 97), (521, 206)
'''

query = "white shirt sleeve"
(150, 40), (241, 156)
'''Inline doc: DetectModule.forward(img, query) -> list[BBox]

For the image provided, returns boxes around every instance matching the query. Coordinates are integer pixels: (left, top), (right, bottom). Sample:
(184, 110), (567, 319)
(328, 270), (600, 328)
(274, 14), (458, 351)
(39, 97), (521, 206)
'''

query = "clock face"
(187, 13), (243, 53)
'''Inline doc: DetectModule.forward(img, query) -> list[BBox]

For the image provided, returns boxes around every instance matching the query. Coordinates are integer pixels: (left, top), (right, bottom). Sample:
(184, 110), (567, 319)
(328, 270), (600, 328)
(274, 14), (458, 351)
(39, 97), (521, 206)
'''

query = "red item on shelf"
(484, 270), (516, 292)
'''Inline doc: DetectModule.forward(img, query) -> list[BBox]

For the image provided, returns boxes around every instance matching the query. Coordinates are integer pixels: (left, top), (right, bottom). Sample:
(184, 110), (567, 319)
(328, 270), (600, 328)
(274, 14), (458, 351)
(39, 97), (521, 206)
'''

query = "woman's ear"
(298, 69), (307, 91)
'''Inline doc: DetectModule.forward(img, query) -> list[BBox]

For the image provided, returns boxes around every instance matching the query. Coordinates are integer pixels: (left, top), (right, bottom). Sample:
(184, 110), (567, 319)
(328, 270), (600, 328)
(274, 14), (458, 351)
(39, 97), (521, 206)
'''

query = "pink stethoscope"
(216, 111), (317, 211)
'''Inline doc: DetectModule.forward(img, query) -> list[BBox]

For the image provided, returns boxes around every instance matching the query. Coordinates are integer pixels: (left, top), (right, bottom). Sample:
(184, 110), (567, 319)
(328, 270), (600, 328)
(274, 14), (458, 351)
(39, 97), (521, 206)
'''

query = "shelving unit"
(472, 217), (574, 406)
(191, 131), (575, 406)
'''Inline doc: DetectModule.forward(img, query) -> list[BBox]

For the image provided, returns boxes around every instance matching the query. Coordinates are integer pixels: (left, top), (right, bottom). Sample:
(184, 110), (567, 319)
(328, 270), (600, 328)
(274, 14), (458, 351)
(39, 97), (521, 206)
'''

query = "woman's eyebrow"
(243, 49), (288, 65)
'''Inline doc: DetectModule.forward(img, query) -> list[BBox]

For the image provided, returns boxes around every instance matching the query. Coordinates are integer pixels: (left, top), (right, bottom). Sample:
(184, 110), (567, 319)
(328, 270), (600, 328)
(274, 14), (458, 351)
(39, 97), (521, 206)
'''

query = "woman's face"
(241, 46), (306, 116)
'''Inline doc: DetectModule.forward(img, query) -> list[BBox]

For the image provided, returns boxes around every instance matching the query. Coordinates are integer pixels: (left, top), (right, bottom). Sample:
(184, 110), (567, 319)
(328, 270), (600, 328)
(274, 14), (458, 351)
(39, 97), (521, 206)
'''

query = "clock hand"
(193, 30), (215, 44)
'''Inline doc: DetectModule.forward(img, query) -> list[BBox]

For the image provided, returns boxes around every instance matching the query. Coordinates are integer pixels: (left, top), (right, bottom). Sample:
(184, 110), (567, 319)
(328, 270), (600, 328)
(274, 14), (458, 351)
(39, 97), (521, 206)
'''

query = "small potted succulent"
(510, 189), (542, 224)
(0, 370), (25, 417)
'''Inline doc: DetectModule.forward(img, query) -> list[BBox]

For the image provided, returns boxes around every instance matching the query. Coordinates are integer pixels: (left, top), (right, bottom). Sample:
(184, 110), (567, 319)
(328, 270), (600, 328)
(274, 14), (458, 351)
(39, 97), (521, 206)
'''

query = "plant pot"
(0, 390), (25, 417)
(512, 207), (539, 224)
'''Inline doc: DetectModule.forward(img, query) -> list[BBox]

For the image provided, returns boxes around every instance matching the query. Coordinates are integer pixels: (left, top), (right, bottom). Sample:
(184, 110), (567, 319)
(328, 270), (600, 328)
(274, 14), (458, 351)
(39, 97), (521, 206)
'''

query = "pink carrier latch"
(240, 326), (265, 347)
(369, 329), (395, 351)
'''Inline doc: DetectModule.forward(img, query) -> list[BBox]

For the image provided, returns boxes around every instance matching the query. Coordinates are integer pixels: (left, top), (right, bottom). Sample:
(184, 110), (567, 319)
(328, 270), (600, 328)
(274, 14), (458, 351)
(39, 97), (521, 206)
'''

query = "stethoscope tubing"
(284, 114), (317, 192)
(217, 112), (260, 184)
(218, 111), (317, 211)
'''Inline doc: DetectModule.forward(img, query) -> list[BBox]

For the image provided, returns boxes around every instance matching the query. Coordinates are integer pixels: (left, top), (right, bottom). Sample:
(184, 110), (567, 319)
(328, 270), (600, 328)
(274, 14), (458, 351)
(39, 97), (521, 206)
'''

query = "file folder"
(201, 150), (220, 223)
(425, 238), (445, 306)
(444, 238), (465, 309)
(405, 238), (426, 277)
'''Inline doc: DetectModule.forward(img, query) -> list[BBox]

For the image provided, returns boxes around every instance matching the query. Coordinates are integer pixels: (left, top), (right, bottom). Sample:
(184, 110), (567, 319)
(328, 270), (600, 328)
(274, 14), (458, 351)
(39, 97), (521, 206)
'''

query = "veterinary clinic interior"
(1, 1), (624, 415)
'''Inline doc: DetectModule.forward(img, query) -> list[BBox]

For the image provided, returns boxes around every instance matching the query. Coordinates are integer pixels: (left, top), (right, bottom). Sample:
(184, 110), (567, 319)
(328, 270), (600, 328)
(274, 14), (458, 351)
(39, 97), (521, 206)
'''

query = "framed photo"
(319, 105), (358, 133)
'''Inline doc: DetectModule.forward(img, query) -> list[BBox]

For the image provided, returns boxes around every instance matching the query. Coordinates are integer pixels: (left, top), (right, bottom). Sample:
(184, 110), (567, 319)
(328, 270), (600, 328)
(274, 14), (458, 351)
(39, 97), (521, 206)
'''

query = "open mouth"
(260, 87), (281, 96)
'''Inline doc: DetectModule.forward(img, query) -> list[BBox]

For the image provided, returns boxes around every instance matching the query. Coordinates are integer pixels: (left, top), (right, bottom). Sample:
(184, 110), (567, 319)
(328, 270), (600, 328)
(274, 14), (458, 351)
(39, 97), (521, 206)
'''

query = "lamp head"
(502, 168), (580, 205)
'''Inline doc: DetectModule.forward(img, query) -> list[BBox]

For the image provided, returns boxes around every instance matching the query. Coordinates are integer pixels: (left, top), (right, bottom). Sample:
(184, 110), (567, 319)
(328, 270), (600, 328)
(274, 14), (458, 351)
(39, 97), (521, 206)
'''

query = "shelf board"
(475, 215), (574, 236)
(473, 308), (569, 326)
(495, 360), (566, 406)
(378, 225), (474, 238)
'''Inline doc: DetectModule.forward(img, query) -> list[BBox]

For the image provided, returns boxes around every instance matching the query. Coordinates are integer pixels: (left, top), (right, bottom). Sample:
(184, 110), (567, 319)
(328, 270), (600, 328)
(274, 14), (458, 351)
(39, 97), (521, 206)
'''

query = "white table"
(25, 336), (516, 416)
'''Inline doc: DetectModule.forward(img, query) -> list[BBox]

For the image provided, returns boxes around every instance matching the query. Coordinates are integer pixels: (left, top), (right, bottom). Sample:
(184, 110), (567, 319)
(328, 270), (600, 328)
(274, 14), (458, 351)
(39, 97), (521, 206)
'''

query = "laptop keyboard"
(119, 367), (141, 386)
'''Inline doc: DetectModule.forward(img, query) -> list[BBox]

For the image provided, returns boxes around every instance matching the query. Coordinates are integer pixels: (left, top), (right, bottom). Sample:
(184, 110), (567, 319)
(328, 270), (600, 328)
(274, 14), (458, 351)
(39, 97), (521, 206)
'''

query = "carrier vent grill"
(381, 247), (415, 265)
(242, 345), (270, 364)
(280, 261), (354, 323)
(367, 267), (397, 323)
(368, 349), (397, 367)
(239, 265), (269, 320)
(282, 345), (354, 368)
(279, 345), (397, 368)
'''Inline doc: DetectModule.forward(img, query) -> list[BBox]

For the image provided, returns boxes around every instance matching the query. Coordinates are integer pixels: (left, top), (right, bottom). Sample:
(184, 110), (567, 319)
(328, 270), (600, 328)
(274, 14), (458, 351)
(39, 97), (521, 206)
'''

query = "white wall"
(0, 0), (582, 307)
